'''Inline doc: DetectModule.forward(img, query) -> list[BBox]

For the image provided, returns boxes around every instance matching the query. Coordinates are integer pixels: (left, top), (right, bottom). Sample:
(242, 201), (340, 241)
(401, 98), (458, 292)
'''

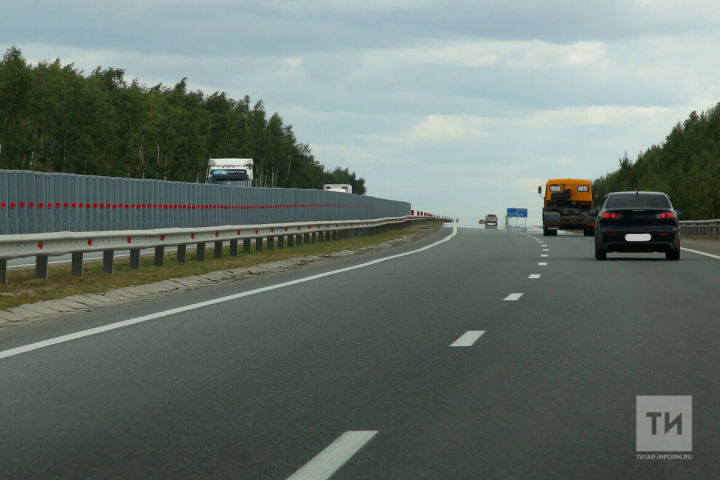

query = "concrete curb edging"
(0, 234), (418, 328)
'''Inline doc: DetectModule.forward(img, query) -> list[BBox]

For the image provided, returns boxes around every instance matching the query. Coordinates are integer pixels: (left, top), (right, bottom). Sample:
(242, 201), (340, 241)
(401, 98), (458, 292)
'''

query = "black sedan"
(594, 191), (681, 260)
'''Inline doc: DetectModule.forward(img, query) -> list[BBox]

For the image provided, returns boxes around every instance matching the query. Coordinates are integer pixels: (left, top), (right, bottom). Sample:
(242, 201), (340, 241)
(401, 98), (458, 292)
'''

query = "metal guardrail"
(0, 169), (453, 284)
(679, 219), (720, 237)
(0, 215), (450, 284)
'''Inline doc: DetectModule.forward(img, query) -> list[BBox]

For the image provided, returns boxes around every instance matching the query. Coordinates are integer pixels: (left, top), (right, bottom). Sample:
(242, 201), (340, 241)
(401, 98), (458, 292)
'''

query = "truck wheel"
(595, 246), (607, 260)
(543, 226), (549, 236)
(666, 248), (680, 260)
(549, 229), (557, 237)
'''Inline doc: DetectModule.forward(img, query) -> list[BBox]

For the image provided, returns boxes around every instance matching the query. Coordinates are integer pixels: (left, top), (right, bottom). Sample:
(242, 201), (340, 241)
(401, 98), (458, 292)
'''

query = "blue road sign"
(507, 208), (528, 218)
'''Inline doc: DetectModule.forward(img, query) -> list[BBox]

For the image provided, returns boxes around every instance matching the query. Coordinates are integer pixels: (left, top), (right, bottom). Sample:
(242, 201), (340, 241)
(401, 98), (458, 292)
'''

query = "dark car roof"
(602, 191), (673, 209)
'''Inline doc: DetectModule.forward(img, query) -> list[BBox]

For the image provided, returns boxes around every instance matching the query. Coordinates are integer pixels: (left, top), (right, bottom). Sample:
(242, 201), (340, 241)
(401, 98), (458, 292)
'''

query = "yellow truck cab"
(539, 178), (597, 236)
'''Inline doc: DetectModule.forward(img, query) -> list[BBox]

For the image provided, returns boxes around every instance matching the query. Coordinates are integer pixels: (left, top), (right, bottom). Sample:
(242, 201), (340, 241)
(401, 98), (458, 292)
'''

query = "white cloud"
(519, 105), (672, 127)
(367, 39), (606, 70)
(411, 115), (489, 140)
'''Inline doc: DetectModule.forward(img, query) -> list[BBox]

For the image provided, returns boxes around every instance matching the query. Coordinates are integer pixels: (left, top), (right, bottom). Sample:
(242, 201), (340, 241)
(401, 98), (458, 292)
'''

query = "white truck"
(206, 158), (254, 187)
(323, 184), (352, 194)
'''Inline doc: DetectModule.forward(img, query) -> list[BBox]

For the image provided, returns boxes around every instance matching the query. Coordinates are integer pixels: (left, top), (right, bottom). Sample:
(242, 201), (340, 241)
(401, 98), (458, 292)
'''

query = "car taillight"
(656, 211), (676, 219)
(602, 212), (622, 219)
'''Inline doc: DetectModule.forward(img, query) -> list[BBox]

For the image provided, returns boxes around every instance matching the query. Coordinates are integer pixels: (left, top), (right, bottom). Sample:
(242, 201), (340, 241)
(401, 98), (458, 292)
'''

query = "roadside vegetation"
(593, 103), (720, 219)
(0, 222), (443, 311)
(0, 46), (366, 192)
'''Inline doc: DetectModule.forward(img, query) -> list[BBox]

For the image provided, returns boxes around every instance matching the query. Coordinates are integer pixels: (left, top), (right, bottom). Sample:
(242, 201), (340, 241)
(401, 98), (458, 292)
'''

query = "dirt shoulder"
(0, 222), (445, 328)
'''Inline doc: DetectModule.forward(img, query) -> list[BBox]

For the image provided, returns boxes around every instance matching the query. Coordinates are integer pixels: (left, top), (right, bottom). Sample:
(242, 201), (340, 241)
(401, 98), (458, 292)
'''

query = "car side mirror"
(588, 209), (598, 216)
(537, 186), (542, 194)
(675, 209), (682, 217)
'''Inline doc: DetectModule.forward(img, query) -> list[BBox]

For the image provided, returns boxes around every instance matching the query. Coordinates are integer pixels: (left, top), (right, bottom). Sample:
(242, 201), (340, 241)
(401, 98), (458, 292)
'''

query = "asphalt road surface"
(1, 226), (718, 479)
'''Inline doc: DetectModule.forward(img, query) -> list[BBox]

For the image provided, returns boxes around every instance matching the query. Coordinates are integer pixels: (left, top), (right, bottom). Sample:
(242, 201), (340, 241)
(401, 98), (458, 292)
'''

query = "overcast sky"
(3, 0), (720, 224)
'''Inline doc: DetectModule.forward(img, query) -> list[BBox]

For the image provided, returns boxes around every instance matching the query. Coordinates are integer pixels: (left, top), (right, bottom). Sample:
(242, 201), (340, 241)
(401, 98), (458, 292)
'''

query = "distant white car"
(485, 214), (498, 227)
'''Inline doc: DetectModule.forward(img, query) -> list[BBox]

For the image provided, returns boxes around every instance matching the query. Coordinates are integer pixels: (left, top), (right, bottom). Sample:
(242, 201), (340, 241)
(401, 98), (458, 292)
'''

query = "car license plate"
(625, 233), (651, 242)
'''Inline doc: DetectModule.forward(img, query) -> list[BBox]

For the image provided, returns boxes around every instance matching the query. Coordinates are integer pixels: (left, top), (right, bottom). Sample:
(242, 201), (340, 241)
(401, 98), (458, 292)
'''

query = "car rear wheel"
(595, 246), (607, 260)
(666, 247), (680, 260)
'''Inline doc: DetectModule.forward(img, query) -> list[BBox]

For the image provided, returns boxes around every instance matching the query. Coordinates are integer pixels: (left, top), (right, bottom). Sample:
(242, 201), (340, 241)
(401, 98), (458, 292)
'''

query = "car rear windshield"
(605, 193), (671, 209)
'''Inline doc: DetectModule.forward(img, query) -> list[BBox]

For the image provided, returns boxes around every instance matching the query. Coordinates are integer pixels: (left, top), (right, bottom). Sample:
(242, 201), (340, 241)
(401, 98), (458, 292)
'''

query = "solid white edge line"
(286, 431), (378, 480)
(503, 293), (523, 301)
(450, 330), (485, 347)
(680, 247), (720, 260)
(0, 227), (458, 360)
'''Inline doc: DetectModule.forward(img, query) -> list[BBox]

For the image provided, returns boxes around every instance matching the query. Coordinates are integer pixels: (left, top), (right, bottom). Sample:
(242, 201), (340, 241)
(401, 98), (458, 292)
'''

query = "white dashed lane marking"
(504, 293), (523, 301)
(529, 274), (541, 279)
(450, 331), (486, 347)
(286, 431), (378, 480)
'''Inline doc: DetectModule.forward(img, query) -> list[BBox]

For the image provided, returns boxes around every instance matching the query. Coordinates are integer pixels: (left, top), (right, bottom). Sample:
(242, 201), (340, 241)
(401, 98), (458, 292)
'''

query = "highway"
(0, 225), (717, 479)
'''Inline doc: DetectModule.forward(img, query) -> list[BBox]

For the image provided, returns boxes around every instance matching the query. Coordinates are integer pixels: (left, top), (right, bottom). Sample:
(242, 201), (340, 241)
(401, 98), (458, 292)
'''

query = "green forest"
(0, 46), (366, 194)
(593, 103), (720, 219)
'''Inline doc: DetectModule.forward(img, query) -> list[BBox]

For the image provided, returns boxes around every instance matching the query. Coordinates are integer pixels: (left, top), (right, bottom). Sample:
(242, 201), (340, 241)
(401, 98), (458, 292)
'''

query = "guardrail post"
(103, 250), (114, 274)
(303, 233), (310, 244)
(296, 234), (303, 246)
(155, 246), (164, 266)
(287, 235), (294, 247)
(196, 243), (206, 261)
(256, 237), (263, 252)
(229, 239), (238, 256)
(214, 241), (223, 258)
(177, 245), (187, 264)
(312, 232), (317, 243)
(35, 255), (49, 280)
(318, 231), (324, 242)
(0, 259), (7, 285)
(278, 235), (285, 249)
(71, 252), (83, 277)
(130, 249), (141, 270)
(243, 239), (251, 253)
(267, 236), (274, 250)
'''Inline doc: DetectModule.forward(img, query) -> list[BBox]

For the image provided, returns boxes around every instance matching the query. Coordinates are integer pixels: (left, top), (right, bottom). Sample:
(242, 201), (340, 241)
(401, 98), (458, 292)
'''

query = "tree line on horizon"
(0, 46), (366, 194)
(593, 102), (720, 219)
